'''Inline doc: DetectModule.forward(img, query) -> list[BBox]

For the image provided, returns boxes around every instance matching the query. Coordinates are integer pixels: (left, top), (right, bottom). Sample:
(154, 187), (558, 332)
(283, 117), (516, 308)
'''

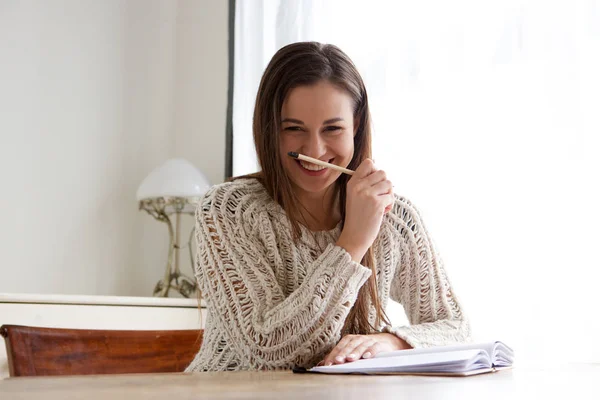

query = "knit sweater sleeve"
(383, 196), (471, 348)
(194, 183), (372, 369)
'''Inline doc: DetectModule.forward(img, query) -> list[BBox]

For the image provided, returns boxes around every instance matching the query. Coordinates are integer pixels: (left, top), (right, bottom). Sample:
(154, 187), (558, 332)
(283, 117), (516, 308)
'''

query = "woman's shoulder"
(197, 178), (285, 241)
(200, 177), (268, 207)
(389, 193), (419, 213)
(198, 177), (276, 220)
(383, 193), (425, 233)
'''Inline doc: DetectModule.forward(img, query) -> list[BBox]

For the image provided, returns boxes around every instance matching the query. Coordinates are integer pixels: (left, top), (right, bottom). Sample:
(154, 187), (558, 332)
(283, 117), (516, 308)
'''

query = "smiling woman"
(185, 42), (470, 372)
(278, 81), (356, 228)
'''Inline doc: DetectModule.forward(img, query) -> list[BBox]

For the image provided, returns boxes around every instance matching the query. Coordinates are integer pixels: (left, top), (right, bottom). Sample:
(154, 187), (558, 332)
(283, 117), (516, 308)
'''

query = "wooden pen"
(287, 152), (355, 176)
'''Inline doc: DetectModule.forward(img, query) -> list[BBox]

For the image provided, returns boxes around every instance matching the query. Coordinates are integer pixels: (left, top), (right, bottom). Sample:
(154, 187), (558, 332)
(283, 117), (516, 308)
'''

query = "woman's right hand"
(336, 159), (394, 263)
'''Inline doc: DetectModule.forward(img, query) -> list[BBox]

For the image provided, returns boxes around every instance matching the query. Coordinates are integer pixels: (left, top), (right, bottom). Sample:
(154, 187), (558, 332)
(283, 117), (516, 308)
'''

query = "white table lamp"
(137, 159), (211, 297)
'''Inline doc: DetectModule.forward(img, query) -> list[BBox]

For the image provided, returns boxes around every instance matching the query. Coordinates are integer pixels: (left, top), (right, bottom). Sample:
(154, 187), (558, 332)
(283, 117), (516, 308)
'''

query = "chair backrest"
(0, 325), (203, 377)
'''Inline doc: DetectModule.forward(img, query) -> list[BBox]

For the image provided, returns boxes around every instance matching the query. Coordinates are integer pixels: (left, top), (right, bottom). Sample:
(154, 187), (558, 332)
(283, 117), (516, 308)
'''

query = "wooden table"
(1, 365), (598, 399)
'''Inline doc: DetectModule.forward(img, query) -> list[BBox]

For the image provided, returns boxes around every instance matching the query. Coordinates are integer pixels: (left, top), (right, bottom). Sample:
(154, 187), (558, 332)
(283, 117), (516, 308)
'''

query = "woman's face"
(279, 80), (355, 197)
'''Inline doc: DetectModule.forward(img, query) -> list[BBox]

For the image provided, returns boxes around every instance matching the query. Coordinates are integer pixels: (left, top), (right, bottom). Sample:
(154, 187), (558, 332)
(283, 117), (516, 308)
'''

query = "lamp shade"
(136, 158), (211, 201)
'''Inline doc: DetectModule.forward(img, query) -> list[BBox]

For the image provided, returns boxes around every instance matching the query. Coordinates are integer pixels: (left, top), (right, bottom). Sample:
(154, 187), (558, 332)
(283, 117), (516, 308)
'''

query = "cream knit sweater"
(185, 178), (470, 372)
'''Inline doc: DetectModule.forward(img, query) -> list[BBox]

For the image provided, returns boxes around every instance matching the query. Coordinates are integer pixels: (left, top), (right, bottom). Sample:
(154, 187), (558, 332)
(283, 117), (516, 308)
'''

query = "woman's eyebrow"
(281, 118), (304, 124)
(281, 117), (344, 124)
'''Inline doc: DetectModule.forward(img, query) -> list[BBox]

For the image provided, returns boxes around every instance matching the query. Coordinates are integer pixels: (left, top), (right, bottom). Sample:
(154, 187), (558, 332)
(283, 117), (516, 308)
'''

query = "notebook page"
(310, 349), (488, 374)
(492, 342), (515, 367)
(375, 341), (499, 360)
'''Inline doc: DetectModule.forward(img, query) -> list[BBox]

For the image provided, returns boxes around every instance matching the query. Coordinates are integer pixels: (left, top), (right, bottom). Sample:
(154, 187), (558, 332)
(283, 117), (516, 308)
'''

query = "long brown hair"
(242, 42), (389, 334)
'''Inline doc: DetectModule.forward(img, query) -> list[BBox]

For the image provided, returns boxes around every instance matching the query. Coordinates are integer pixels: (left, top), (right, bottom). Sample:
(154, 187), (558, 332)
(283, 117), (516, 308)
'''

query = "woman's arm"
(195, 185), (371, 369)
(384, 196), (471, 348)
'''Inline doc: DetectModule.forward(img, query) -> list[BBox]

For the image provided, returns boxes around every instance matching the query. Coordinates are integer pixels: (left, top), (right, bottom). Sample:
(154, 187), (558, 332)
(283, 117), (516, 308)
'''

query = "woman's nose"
(302, 132), (326, 158)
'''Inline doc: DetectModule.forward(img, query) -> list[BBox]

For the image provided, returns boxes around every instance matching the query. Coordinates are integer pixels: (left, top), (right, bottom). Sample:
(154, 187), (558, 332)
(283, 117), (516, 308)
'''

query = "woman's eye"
(284, 126), (302, 131)
(324, 126), (343, 132)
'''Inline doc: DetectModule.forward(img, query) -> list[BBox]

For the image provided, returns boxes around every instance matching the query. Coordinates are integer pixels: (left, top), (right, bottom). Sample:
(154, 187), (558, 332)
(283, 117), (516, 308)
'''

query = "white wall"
(0, 0), (228, 297)
(173, 0), (228, 181)
(171, 0), (228, 264)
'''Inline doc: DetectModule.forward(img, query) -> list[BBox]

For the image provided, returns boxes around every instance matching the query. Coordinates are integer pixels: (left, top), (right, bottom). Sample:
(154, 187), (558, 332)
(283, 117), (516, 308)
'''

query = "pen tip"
(287, 152), (299, 158)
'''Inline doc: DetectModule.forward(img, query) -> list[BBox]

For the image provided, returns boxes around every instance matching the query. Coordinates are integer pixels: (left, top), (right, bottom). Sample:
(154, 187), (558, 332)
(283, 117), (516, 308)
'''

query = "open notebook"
(304, 341), (514, 377)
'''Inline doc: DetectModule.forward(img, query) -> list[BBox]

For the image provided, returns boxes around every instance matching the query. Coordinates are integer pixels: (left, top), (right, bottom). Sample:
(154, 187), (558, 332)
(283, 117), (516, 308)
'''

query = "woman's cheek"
(337, 137), (354, 163)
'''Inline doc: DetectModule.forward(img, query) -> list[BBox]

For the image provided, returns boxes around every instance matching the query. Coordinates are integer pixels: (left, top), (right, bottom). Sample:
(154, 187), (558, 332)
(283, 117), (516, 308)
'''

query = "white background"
(232, 0), (600, 364)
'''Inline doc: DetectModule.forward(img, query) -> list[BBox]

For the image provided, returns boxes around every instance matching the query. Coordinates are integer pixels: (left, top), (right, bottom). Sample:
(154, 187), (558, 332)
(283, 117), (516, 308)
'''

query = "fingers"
(351, 160), (392, 193)
(322, 337), (345, 366)
(361, 342), (384, 359)
(345, 341), (385, 361)
(345, 339), (376, 362)
(362, 169), (387, 188)
(352, 160), (386, 187)
(348, 160), (394, 213)
(352, 159), (377, 179)
(323, 335), (361, 366)
(322, 335), (389, 366)
(369, 179), (393, 197)
(379, 193), (395, 216)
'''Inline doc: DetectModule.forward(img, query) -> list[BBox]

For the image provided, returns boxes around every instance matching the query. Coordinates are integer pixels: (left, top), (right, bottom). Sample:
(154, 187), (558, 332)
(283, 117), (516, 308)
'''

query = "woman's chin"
(293, 178), (336, 195)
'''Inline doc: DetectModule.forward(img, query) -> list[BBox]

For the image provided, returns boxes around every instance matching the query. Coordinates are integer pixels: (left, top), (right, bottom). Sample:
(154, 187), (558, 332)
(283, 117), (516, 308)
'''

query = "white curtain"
(233, 0), (600, 364)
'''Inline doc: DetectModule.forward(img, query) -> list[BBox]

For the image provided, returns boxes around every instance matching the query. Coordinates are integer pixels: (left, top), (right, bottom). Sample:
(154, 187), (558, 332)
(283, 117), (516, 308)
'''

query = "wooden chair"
(0, 325), (203, 377)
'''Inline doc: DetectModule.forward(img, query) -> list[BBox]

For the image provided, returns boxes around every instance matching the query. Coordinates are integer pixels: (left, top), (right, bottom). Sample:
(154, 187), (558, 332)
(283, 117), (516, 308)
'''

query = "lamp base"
(139, 197), (199, 299)
(153, 272), (198, 298)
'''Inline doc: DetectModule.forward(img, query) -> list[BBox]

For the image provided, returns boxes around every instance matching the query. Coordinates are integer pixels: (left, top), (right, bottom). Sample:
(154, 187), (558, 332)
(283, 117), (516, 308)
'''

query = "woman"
(185, 42), (470, 372)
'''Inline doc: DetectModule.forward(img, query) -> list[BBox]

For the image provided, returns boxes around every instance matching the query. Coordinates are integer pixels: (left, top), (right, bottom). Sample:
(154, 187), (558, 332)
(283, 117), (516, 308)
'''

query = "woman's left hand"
(321, 333), (412, 366)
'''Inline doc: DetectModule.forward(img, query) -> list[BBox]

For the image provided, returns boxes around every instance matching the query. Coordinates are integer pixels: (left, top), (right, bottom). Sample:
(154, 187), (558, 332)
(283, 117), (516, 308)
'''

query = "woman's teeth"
(299, 160), (326, 171)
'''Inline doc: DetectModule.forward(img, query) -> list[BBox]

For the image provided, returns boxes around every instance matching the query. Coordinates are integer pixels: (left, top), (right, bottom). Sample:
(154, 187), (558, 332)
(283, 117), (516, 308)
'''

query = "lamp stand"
(139, 197), (198, 298)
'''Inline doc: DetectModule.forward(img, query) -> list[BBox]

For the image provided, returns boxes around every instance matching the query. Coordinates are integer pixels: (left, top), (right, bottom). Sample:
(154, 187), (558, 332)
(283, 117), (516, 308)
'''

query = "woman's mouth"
(296, 158), (334, 176)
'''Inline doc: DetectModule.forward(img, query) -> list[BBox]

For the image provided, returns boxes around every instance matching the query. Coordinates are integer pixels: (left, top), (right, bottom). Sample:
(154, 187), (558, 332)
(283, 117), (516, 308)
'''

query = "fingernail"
(348, 353), (356, 359)
(363, 352), (372, 359)
(335, 356), (344, 362)
(325, 361), (333, 366)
